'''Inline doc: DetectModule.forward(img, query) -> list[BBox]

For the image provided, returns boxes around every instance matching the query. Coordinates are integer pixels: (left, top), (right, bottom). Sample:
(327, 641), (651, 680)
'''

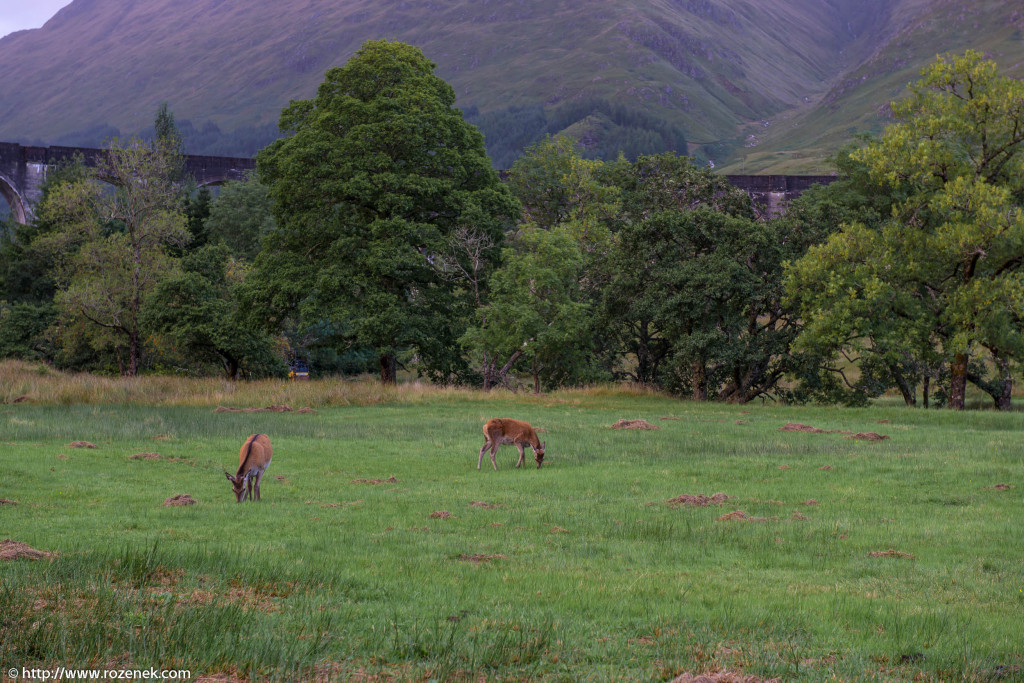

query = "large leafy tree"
(247, 40), (518, 383)
(787, 51), (1024, 409)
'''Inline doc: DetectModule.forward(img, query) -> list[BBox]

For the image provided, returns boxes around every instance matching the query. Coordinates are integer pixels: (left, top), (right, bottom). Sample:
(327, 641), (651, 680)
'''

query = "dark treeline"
(2, 47), (1022, 411)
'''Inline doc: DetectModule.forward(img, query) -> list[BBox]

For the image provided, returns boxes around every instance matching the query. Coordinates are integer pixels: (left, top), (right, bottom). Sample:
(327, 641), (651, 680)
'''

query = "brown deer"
(224, 434), (273, 502)
(478, 418), (545, 470)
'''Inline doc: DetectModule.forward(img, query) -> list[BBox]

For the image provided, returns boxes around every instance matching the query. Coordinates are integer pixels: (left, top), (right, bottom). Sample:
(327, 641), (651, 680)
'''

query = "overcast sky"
(0, 1), (73, 39)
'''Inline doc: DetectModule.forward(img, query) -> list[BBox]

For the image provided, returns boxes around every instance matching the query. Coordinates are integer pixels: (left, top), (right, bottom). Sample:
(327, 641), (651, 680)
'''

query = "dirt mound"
(666, 493), (730, 508)
(130, 452), (162, 460)
(0, 539), (53, 561)
(11, 394), (30, 403)
(469, 501), (501, 509)
(68, 441), (97, 448)
(868, 549), (914, 559)
(819, 465), (833, 471)
(988, 484), (1015, 490)
(214, 405), (295, 413)
(0, 498), (18, 505)
(430, 510), (453, 519)
(791, 511), (810, 521)
(778, 423), (846, 434)
(458, 553), (506, 563)
(611, 419), (659, 430)
(845, 432), (889, 441)
(351, 476), (398, 485)
(716, 510), (775, 522)
(163, 494), (197, 507)
(670, 671), (781, 683)
(550, 526), (569, 533)
(803, 499), (818, 506)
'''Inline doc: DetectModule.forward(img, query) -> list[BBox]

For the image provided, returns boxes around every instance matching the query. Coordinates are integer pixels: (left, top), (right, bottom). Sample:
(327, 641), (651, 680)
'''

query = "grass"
(2, 368), (1023, 681)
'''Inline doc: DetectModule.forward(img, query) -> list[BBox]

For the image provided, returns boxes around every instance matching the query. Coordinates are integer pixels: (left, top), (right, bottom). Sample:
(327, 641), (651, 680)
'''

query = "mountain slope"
(0, 0), (1020, 171)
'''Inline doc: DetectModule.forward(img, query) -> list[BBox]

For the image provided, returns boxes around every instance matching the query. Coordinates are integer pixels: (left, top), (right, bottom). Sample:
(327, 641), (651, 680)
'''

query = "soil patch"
(803, 499), (819, 506)
(669, 672), (780, 683)
(868, 549), (915, 559)
(778, 423), (847, 434)
(550, 526), (569, 533)
(11, 395), (31, 403)
(130, 452), (161, 460)
(845, 432), (889, 441)
(819, 465), (833, 471)
(68, 441), (97, 448)
(791, 512), (810, 521)
(430, 510), (453, 519)
(163, 494), (197, 507)
(458, 553), (506, 563)
(469, 501), (501, 509)
(351, 476), (398, 485)
(611, 419), (659, 430)
(1, 539), (53, 561)
(666, 493), (730, 508)
(214, 404), (297, 413)
(987, 484), (1015, 490)
(716, 510), (775, 522)
(0, 498), (18, 505)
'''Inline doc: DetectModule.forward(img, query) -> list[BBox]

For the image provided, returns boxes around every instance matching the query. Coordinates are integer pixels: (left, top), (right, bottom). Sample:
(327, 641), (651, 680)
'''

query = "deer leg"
(246, 476), (254, 502)
(515, 443), (526, 468)
(255, 469), (264, 501)
(479, 439), (490, 470)
(490, 441), (500, 471)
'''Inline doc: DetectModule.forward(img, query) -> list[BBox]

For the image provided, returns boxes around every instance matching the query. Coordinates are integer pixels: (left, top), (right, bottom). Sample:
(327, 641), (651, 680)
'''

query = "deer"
(224, 434), (273, 502)
(478, 418), (545, 470)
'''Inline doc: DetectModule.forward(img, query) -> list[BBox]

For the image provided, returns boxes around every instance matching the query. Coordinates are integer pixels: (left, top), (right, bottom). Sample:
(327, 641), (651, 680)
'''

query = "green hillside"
(0, 0), (1020, 170)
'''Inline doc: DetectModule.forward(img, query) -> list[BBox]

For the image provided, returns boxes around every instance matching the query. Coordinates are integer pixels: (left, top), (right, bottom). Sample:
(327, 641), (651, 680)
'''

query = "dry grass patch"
(1, 539), (54, 561)
(469, 501), (501, 509)
(429, 510), (453, 519)
(717, 511), (777, 522)
(163, 494), (197, 506)
(665, 493), (730, 508)
(68, 440), (97, 448)
(867, 549), (915, 559)
(351, 476), (398, 485)
(611, 419), (659, 430)
(669, 672), (781, 683)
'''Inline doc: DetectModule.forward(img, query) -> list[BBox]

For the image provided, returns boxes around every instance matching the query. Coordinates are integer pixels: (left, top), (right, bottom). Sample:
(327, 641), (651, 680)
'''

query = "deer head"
(224, 471), (248, 502)
(535, 442), (545, 468)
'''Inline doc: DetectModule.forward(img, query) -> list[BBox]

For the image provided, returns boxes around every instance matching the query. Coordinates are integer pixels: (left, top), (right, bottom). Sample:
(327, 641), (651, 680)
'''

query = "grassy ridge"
(2, 387), (1022, 680)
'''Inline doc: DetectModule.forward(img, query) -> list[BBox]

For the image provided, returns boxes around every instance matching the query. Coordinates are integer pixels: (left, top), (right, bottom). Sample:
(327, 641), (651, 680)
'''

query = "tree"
(247, 40), (518, 383)
(461, 226), (594, 392)
(787, 52), (1024, 410)
(143, 244), (283, 378)
(203, 178), (275, 260)
(35, 139), (189, 375)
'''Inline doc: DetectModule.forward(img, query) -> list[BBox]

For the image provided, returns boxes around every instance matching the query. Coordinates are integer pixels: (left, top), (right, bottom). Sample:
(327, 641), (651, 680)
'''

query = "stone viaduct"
(0, 141), (834, 223)
(0, 142), (256, 223)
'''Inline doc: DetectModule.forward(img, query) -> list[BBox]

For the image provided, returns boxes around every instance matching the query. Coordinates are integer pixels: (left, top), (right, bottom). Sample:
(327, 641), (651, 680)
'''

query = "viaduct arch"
(0, 141), (834, 223)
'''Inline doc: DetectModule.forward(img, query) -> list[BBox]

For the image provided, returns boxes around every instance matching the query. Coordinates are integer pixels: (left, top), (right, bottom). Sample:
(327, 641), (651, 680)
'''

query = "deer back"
(485, 418), (540, 448)
(237, 434), (272, 477)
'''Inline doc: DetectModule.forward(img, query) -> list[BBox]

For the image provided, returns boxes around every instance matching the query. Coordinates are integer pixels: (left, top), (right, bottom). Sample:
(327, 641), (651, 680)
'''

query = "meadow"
(1, 364), (1022, 681)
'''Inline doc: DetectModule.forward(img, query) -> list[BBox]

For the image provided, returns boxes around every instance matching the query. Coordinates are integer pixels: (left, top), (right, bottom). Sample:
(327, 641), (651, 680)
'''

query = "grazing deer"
(225, 434), (273, 502)
(478, 418), (545, 470)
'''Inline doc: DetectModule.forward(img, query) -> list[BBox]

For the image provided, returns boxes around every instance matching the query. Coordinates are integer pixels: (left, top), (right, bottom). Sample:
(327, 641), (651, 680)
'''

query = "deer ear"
(224, 472), (234, 482)
(541, 442), (546, 450)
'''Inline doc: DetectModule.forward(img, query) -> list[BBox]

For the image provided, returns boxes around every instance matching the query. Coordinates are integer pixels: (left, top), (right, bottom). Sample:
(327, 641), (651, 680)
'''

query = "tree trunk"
(223, 355), (240, 380)
(127, 331), (140, 377)
(995, 354), (1012, 411)
(691, 361), (707, 401)
(532, 358), (541, 395)
(923, 376), (930, 409)
(379, 352), (397, 384)
(949, 353), (967, 410)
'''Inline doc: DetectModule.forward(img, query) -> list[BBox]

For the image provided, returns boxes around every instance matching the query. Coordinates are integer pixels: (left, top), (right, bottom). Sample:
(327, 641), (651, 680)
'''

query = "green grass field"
(2, 388), (1023, 681)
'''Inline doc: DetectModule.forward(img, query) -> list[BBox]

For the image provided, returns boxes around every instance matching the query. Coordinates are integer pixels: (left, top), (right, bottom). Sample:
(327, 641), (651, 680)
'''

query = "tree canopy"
(247, 39), (519, 383)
